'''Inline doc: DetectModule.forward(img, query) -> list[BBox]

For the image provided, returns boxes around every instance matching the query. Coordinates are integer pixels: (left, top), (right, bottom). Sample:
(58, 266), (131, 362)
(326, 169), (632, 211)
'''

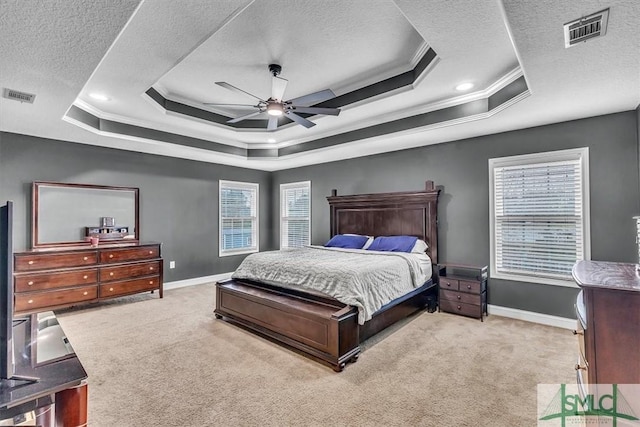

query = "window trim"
(489, 147), (590, 288)
(279, 181), (311, 249)
(219, 180), (259, 257)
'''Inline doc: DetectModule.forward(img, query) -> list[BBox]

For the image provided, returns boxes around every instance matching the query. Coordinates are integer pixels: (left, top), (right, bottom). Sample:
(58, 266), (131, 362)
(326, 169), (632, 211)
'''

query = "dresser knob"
(444, 282), (450, 286)
(110, 272), (114, 276)
(572, 330), (584, 336)
(575, 364), (587, 371)
(467, 285), (472, 289)
(109, 254), (114, 258)
(83, 291), (88, 296)
(457, 305), (461, 310)
(457, 295), (461, 299)
(149, 251), (153, 254)
(28, 281), (34, 286)
(83, 275), (88, 279)
(150, 267), (154, 270)
(28, 260), (34, 265)
(27, 299), (33, 304)
(83, 256), (88, 261)
(109, 287), (114, 292)
(149, 280), (153, 285)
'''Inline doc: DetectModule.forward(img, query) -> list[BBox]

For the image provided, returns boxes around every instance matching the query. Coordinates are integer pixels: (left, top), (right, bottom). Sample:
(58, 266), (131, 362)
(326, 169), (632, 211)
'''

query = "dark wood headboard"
(326, 181), (440, 264)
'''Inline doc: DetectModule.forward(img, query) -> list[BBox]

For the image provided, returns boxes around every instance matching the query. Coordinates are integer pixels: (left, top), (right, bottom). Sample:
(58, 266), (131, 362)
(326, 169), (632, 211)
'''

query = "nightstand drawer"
(439, 278), (458, 290)
(440, 289), (481, 306)
(459, 279), (482, 294)
(440, 299), (483, 318)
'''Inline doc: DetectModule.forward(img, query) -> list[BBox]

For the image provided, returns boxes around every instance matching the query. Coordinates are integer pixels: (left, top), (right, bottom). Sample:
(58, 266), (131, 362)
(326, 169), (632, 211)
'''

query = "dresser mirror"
(32, 181), (139, 248)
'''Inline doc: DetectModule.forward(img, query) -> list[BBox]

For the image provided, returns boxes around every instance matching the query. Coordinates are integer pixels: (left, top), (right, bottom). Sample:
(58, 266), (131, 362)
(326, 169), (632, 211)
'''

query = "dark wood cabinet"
(438, 264), (487, 321)
(13, 243), (163, 315)
(572, 261), (640, 395)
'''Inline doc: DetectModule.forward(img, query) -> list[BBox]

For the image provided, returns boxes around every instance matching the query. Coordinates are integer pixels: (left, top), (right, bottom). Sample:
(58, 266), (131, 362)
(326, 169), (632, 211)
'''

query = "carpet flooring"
(55, 283), (575, 426)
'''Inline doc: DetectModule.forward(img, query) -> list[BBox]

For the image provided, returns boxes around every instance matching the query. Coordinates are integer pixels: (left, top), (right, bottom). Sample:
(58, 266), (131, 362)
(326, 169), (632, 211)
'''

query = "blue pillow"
(367, 235), (418, 253)
(325, 234), (369, 249)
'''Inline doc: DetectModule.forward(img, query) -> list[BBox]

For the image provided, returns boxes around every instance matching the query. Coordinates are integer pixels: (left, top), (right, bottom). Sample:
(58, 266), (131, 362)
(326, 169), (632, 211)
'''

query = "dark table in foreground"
(0, 312), (87, 426)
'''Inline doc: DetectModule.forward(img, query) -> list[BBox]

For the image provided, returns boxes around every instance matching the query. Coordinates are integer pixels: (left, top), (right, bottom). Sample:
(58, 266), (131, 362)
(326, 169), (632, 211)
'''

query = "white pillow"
(411, 239), (429, 253)
(345, 233), (374, 249)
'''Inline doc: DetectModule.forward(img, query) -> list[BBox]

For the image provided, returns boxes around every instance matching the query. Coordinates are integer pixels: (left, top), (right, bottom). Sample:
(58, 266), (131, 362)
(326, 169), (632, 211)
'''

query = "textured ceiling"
(0, 0), (638, 171)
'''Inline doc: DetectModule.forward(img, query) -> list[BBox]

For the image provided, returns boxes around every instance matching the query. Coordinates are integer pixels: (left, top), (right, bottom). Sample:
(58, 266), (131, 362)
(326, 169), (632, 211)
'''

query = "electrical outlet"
(169, 261), (176, 269)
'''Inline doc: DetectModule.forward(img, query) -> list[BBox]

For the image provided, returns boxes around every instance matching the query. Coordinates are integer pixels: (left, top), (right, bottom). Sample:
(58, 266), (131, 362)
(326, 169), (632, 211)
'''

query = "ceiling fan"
(204, 64), (341, 130)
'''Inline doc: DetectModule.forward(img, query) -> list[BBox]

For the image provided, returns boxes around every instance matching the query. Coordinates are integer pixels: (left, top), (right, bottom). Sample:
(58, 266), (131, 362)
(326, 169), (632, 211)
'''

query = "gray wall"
(272, 111), (640, 318)
(0, 132), (272, 282)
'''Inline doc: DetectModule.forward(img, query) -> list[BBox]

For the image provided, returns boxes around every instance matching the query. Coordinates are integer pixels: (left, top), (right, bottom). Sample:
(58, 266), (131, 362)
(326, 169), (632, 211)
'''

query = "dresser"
(13, 243), (163, 315)
(438, 264), (487, 321)
(572, 260), (640, 394)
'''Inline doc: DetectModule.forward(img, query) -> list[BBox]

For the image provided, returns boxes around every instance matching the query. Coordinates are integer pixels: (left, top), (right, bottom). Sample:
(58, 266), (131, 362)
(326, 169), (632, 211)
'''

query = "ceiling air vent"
(564, 8), (609, 48)
(2, 88), (36, 104)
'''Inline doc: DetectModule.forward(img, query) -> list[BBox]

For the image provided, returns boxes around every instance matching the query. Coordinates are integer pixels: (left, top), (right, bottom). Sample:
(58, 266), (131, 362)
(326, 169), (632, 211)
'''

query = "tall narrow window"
(489, 148), (590, 286)
(219, 180), (259, 256)
(280, 181), (311, 249)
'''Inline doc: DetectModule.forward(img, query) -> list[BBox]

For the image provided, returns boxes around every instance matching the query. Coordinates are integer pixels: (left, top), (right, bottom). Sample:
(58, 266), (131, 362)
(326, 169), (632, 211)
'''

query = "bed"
(214, 181), (440, 371)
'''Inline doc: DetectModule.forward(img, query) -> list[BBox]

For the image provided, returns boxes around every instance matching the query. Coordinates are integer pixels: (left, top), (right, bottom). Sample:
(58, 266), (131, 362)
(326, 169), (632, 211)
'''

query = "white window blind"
(219, 180), (259, 256)
(490, 148), (590, 286)
(280, 181), (311, 249)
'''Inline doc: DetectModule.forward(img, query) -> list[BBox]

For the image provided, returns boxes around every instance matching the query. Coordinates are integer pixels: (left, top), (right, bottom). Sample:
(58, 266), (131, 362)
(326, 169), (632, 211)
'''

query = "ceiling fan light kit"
(205, 64), (341, 130)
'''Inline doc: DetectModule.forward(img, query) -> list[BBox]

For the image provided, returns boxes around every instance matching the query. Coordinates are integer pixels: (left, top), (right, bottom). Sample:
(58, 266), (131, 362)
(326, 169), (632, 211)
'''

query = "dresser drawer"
(458, 279), (482, 294)
(99, 245), (160, 263)
(440, 289), (481, 306)
(15, 285), (98, 312)
(100, 276), (160, 298)
(440, 299), (483, 318)
(439, 278), (458, 290)
(15, 268), (97, 292)
(15, 251), (98, 272)
(100, 261), (160, 282)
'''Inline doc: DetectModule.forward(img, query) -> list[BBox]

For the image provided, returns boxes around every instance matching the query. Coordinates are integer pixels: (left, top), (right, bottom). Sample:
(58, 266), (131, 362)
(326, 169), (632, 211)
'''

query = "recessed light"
(455, 82), (474, 92)
(89, 93), (110, 101)
(267, 138), (276, 143)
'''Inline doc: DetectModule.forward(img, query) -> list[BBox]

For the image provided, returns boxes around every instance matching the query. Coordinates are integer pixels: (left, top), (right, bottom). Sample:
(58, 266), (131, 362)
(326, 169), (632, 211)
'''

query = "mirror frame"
(32, 181), (140, 248)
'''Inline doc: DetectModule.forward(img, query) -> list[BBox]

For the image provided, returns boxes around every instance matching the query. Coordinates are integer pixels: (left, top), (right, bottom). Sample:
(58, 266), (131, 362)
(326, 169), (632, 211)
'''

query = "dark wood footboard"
(215, 278), (435, 371)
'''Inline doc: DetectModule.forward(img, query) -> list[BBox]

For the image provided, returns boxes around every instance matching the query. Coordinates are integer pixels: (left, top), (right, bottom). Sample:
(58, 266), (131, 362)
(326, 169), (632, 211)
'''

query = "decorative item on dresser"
(438, 264), (488, 321)
(572, 260), (640, 397)
(13, 243), (163, 315)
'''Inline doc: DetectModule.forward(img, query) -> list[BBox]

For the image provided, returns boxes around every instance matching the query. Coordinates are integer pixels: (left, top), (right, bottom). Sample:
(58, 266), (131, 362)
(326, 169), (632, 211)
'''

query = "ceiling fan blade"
(203, 103), (257, 108)
(286, 112), (316, 128)
(215, 82), (264, 101)
(227, 111), (263, 124)
(271, 76), (288, 101)
(287, 89), (335, 107)
(291, 106), (340, 116)
(267, 116), (278, 131)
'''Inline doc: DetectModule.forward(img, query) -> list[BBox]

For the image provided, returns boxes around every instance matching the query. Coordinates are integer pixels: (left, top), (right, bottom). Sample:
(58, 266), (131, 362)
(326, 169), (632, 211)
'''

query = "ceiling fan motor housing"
(268, 63), (282, 77)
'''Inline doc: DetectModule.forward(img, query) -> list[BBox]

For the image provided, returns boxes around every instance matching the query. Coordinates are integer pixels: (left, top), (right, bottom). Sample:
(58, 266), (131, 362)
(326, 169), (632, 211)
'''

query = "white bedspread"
(231, 246), (432, 324)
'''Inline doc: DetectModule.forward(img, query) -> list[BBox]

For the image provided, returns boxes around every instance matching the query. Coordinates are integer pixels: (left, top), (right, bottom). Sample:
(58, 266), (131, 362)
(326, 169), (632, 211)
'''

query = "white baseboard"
(164, 272), (233, 291)
(488, 304), (576, 330)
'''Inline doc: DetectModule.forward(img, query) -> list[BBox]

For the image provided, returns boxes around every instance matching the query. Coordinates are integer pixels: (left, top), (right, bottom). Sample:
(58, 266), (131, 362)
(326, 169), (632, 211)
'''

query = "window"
(489, 148), (590, 286)
(219, 180), (259, 256)
(280, 181), (311, 249)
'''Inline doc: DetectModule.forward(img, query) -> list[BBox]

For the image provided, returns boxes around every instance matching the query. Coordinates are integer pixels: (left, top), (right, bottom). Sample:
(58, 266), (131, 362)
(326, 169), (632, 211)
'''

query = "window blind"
(280, 182), (310, 249)
(219, 181), (258, 255)
(492, 154), (587, 281)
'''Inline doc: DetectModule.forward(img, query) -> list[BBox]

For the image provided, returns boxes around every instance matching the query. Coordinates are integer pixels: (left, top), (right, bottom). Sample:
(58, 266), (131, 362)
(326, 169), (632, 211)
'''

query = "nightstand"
(438, 264), (488, 321)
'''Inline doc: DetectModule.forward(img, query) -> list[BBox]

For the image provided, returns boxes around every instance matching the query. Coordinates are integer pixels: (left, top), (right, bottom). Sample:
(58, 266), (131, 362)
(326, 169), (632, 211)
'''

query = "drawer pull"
(149, 251), (153, 254)
(28, 260), (34, 265)
(83, 275), (88, 279)
(457, 305), (462, 310)
(83, 256), (88, 261)
(149, 280), (154, 285)
(28, 299), (33, 304)
(457, 295), (461, 299)
(109, 287), (114, 292)
(574, 363), (587, 371)
(444, 282), (451, 287)
(110, 272), (114, 276)
(572, 330), (584, 336)
(109, 254), (114, 259)
(150, 267), (154, 271)
(28, 281), (34, 286)
(467, 285), (472, 289)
